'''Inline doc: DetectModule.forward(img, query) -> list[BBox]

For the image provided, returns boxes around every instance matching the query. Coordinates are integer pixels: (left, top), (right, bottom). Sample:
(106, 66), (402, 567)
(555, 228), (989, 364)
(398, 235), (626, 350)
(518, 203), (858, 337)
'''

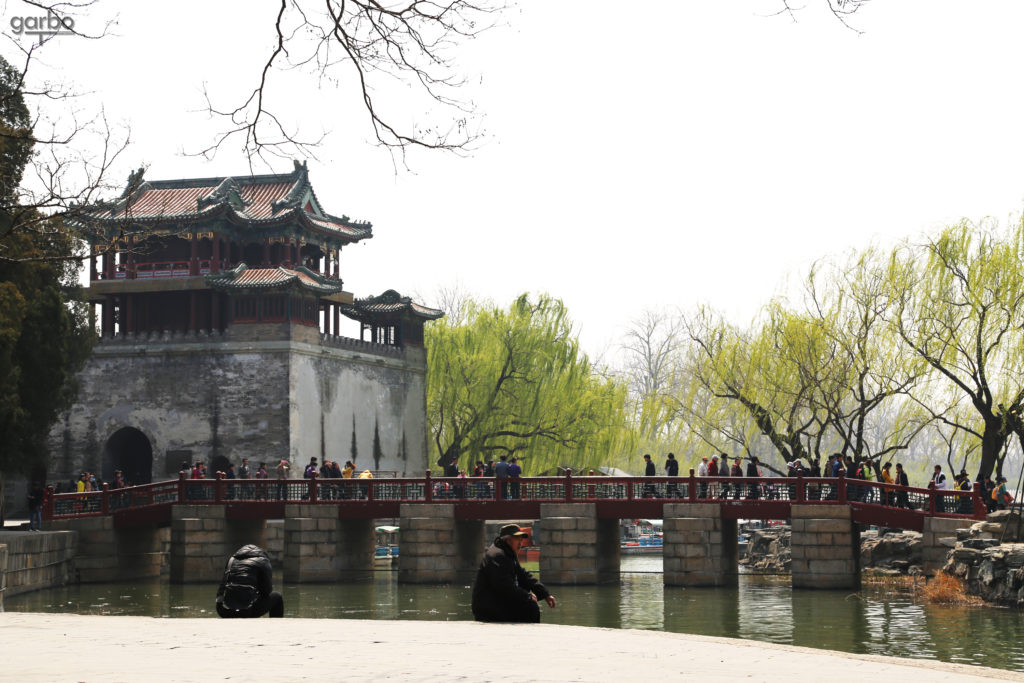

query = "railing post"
(101, 483), (110, 515)
(424, 470), (433, 502)
(973, 481), (986, 520)
(178, 471), (186, 503)
(43, 485), (55, 521)
(928, 486), (936, 516)
(688, 468), (697, 502)
(837, 471), (847, 504)
(565, 469), (573, 502)
(796, 473), (805, 503)
(309, 471), (318, 503)
(215, 471), (224, 504)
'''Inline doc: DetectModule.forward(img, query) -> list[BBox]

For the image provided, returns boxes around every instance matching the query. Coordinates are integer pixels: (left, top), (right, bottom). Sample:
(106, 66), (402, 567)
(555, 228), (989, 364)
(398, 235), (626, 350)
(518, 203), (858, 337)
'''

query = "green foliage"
(0, 56), (93, 477)
(426, 293), (632, 475)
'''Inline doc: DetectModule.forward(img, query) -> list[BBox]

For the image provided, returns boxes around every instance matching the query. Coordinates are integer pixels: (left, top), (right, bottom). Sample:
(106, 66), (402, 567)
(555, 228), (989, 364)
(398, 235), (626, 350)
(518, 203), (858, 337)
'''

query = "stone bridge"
(43, 472), (984, 590)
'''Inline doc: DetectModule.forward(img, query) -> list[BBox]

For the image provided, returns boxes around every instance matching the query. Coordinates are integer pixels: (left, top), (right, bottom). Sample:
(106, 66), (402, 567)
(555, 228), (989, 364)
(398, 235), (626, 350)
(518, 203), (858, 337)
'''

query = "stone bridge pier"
(662, 503), (738, 587)
(921, 516), (977, 573)
(790, 505), (860, 590)
(539, 503), (620, 585)
(283, 505), (375, 583)
(398, 504), (485, 584)
(170, 505), (267, 583)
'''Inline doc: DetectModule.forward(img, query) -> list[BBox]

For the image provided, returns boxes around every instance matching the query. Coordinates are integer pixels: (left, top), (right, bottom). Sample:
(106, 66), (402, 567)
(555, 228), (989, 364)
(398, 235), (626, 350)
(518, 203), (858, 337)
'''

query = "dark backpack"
(221, 558), (259, 612)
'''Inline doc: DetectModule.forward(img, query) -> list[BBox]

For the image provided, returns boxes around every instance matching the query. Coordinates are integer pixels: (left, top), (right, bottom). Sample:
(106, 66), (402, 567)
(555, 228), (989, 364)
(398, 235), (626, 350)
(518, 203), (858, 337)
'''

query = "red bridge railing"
(42, 470), (987, 523)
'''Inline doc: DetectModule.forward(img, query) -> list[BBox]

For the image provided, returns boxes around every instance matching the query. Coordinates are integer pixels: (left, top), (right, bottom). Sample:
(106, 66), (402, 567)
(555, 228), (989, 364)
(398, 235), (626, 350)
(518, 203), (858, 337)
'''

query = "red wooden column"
(211, 234), (221, 273)
(90, 248), (98, 281)
(189, 233), (198, 275)
(104, 247), (115, 279)
(125, 237), (135, 279)
(334, 302), (340, 337)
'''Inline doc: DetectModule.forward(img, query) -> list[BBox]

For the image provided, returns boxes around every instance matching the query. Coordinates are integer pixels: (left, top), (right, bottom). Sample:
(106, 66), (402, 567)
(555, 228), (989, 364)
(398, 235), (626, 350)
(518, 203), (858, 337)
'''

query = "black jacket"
(216, 545), (274, 606)
(645, 460), (655, 476)
(665, 459), (679, 476)
(472, 538), (550, 621)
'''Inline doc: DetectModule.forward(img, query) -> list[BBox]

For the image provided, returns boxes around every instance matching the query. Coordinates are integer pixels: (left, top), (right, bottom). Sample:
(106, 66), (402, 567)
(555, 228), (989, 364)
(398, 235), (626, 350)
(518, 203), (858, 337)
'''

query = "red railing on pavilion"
(43, 470), (987, 527)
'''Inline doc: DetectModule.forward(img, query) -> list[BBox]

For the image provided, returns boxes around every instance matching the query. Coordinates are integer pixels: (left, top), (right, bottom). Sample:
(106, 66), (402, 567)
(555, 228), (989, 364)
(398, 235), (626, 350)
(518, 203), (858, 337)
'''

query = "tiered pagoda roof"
(340, 290), (444, 323)
(79, 160), (372, 245)
(207, 264), (345, 295)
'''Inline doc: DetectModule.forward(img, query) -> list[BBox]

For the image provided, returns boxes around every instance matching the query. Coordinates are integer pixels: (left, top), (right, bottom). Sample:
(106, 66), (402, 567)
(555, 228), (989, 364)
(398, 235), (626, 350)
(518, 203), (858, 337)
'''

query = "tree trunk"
(977, 417), (1008, 481)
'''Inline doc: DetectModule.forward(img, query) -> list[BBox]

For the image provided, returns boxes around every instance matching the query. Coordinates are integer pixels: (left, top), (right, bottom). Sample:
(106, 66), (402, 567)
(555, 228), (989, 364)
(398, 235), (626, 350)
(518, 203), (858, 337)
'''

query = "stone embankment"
(742, 525), (923, 573)
(0, 530), (76, 606)
(942, 510), (1024, 606)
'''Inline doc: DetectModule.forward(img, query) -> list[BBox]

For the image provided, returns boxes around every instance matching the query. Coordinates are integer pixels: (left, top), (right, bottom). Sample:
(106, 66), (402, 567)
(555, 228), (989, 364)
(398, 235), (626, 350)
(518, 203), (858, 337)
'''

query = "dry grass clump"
(917, 572), (984, 605)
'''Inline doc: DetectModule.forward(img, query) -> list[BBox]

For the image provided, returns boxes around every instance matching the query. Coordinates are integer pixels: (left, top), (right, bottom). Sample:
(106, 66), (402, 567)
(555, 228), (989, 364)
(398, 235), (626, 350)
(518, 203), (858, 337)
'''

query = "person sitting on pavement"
(215, 544), (283, 618)
(471, 524), (556, 623)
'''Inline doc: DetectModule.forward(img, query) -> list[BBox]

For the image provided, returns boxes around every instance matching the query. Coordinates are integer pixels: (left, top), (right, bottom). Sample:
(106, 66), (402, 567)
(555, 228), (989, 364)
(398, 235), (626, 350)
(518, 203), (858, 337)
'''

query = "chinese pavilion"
(44, 161), (442, 487)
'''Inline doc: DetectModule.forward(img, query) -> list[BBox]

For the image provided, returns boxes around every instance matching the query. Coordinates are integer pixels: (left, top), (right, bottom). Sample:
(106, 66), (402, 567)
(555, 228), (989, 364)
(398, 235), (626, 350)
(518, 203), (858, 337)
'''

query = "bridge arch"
(103, 426), (153, 486)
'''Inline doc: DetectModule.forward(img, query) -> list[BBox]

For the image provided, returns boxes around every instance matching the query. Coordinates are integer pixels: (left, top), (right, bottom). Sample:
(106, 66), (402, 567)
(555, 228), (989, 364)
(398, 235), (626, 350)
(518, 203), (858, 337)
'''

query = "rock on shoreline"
(943, 510), (1024, 606)
(742, 526), (923, 574)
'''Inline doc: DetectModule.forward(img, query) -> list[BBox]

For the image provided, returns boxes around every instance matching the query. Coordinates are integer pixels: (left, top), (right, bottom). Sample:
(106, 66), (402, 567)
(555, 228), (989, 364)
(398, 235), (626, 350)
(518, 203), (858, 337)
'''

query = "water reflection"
(7, 559), (1024, 673)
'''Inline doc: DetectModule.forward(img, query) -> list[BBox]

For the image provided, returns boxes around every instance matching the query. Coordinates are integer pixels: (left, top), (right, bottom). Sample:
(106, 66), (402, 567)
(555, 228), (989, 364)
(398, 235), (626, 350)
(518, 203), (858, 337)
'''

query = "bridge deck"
(44, 471), (985, 531)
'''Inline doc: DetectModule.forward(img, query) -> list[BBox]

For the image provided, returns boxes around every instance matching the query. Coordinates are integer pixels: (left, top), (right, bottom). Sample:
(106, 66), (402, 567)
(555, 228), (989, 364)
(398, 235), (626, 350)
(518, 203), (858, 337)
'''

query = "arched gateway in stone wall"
(103, 426), (153, 485)
(36, 161), (443, 491)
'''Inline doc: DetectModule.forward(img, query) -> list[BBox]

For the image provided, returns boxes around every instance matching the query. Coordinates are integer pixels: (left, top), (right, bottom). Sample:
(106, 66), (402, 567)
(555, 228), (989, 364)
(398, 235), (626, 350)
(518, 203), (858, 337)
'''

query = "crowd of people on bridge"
(642, 452), (1016, 513)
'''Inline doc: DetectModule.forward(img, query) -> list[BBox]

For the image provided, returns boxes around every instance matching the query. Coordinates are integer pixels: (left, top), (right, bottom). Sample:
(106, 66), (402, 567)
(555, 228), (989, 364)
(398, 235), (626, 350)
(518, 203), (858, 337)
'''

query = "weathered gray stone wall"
(290, 345), (428, 475)
(0, 530), (77, 599)
(43, 334), (429, 492)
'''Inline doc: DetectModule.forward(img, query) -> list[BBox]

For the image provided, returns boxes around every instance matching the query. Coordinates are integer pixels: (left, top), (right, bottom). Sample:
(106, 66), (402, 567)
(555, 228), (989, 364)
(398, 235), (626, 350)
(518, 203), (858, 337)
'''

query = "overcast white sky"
(6, 1), (1024, 362)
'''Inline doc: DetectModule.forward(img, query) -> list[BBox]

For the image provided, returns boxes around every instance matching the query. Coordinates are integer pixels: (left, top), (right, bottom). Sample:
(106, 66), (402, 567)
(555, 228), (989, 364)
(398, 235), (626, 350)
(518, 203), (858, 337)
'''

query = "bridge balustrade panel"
(52, 491), (103, 518)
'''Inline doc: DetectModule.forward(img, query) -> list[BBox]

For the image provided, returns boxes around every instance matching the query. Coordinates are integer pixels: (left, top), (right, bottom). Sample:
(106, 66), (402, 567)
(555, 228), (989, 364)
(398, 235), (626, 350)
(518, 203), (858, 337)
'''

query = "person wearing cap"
(471, 524), (556, 623)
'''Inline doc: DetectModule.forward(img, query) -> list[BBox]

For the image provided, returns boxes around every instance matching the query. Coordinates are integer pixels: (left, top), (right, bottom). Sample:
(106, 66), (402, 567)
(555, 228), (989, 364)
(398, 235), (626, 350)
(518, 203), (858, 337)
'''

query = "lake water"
(6, 556), (1024, 673)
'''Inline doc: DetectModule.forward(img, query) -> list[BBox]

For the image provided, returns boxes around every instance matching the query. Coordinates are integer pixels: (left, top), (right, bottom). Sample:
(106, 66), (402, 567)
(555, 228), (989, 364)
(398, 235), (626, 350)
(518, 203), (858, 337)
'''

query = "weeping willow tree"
(426, 293), (633, 475)
(888, 217), (1024, 480)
